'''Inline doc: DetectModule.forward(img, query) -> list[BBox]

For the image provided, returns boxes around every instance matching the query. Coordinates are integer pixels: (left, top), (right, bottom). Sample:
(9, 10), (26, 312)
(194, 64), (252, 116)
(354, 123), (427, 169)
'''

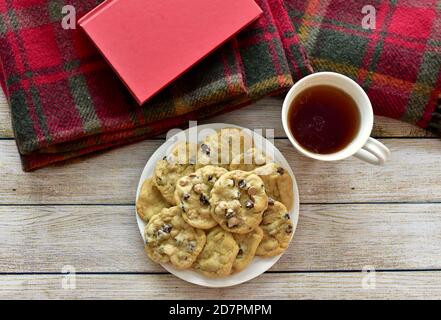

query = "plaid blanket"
(0, 0), (440, 171)
(284, 0), (441, 134)
(0, 0), (310, 170)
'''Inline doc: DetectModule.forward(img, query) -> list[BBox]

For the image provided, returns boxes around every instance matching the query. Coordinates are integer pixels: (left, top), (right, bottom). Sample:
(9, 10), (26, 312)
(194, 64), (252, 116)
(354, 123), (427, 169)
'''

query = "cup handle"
(354, 137), (391, 165)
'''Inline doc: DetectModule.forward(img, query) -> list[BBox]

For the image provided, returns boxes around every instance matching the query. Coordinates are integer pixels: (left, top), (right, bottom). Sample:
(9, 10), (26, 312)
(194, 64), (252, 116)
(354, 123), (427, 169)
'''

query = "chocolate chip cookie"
(199, 128), (253, 168)
(174, 165), (227, 229)
(232, 226), (263, 273)
(154, 142), (198, 204)
(210, 170), (268, 234)
(230, 148), (272, 171)
(193, 226), (239, 277)
(252, 163), (294, 211)
(256, 201), (293, 257)
(136, 178), (170, 222)
(144, 206), (206, 269)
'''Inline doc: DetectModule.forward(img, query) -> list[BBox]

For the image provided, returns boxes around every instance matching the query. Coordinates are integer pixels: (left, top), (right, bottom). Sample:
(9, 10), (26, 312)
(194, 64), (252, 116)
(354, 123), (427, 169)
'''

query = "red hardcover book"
(79, 0), (262, 105)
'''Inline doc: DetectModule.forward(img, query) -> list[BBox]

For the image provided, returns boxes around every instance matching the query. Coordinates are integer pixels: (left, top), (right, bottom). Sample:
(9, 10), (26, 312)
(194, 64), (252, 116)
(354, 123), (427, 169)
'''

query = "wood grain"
(0, 96), (434, 139)
(1, 272), (440, 299)
(1, 203), (440, 273)
(1, 139), (441, 204)
(1, 88), (441, 299)
(0, 93), (11, 138)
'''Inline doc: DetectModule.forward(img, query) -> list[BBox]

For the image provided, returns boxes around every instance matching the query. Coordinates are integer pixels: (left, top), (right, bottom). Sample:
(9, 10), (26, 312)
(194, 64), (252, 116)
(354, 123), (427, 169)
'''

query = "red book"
(79, 0), (262, 105)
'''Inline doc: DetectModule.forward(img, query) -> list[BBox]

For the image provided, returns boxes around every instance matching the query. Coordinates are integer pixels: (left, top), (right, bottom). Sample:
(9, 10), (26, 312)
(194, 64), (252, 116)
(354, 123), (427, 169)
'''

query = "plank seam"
(0, 136), (439, 140)
(2, 269), (441, 276)
(1, 201), (441, 207)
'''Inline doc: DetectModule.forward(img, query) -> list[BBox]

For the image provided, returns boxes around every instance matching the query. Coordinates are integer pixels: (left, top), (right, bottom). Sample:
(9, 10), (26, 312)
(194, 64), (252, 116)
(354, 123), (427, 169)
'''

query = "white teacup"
(282, 72), (391, 165)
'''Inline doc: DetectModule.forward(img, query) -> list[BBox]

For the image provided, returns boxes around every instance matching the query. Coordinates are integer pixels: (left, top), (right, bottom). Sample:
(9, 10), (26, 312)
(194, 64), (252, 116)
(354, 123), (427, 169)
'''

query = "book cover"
(79, 0), (262, 105)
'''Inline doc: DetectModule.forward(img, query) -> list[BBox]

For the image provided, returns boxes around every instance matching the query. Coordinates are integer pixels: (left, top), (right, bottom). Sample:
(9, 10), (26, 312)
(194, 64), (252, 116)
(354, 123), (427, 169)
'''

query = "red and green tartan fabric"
(0, 0), (309, 170)
(284, 0), (441, 133)
(0, 1), (246, 160)
(0, 0), (440, 171)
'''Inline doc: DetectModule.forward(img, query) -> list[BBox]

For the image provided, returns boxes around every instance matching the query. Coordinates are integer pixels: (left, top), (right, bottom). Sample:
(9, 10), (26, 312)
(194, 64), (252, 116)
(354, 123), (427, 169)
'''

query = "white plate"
(135, 123), (300, 287)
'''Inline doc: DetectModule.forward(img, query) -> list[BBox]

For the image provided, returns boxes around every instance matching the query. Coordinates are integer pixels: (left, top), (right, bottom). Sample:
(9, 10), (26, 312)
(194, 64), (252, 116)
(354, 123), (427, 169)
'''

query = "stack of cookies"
(136, 128), (295, 277)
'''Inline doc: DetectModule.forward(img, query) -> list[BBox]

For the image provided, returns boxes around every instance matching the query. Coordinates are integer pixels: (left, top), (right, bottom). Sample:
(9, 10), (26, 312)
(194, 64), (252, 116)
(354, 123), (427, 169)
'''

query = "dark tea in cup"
(282, 72), (390, 165)
(288, 85), (360, 154)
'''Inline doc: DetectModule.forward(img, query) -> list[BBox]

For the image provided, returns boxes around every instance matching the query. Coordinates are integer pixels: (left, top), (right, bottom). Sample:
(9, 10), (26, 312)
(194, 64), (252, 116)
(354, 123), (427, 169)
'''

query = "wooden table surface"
(1, 90), (441, 300)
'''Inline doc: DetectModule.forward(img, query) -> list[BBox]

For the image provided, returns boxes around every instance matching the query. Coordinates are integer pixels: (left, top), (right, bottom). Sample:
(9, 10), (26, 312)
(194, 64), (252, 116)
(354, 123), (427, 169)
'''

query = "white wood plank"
(0, 92), (12, 138)
(1, 204), (440, 273)
(372, 117), (436, 138)
(0, 93), (434, 139)
(206, 98), (434, 138)
(0, 139), (440, 204)
(1, 272), (440, 299)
